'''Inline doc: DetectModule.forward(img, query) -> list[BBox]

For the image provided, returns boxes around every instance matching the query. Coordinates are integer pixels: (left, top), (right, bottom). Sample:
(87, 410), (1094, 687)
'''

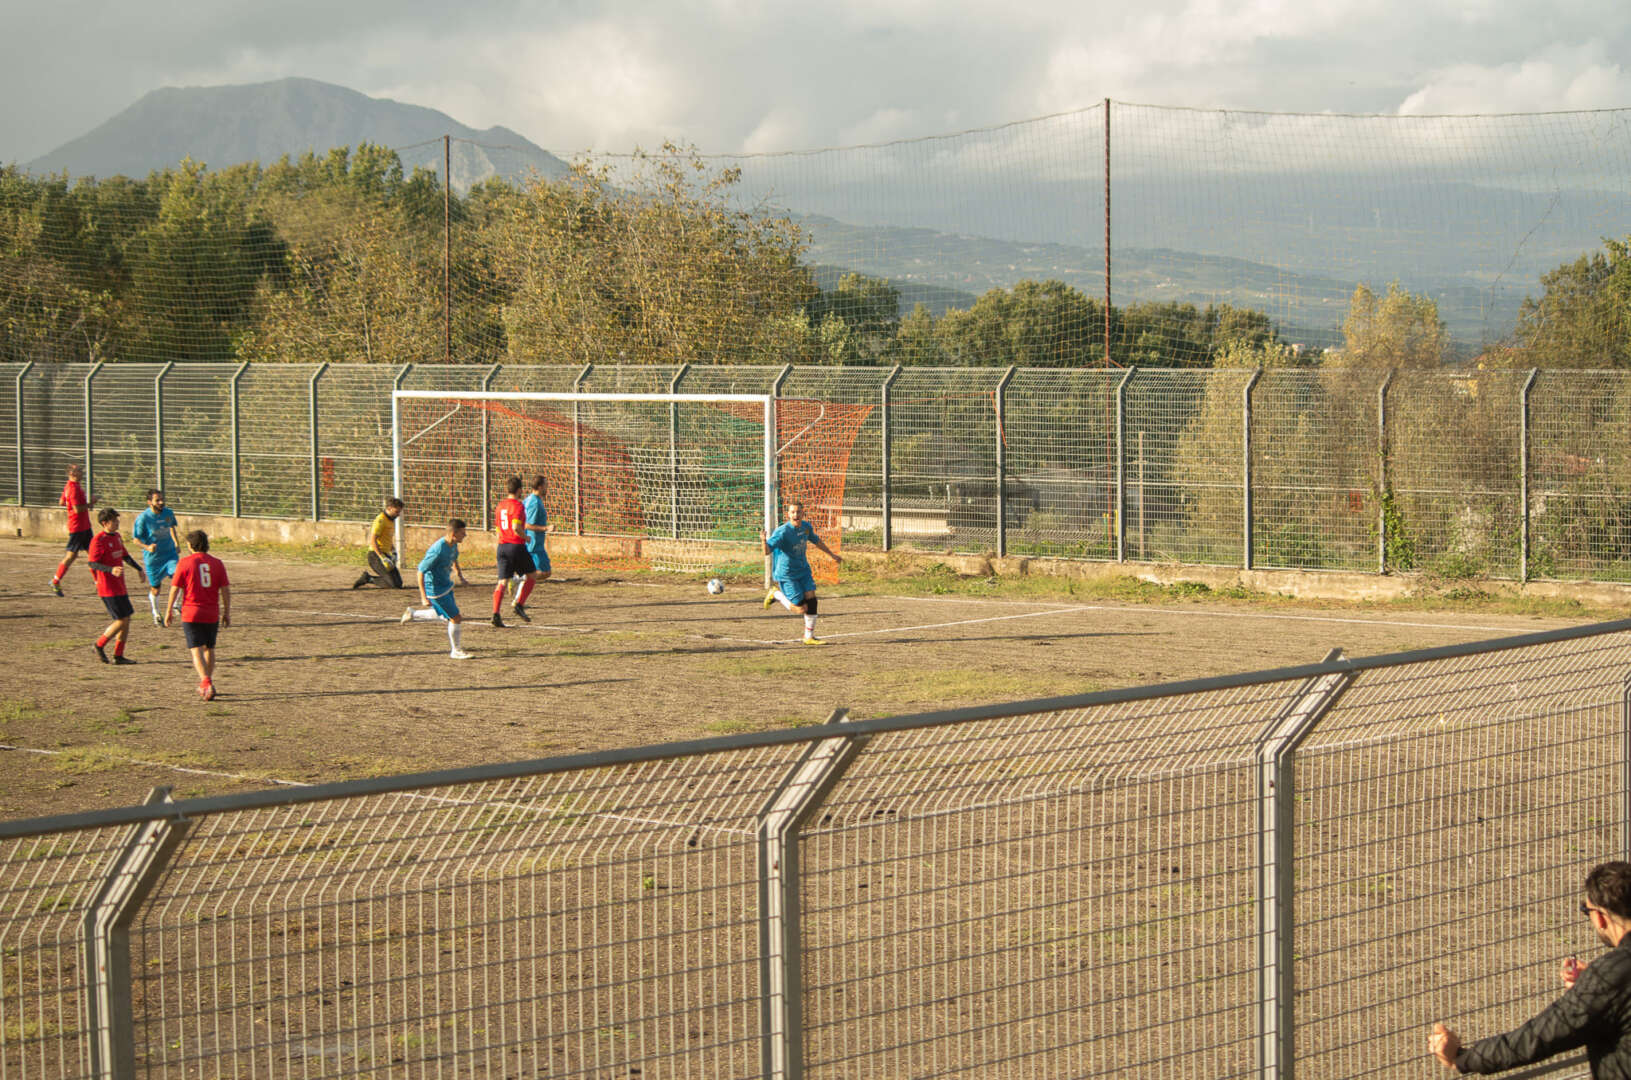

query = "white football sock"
(148, 592), (161, 617)
(804, 614), (817, 636)
(775, 588), (794, 611)
(448, 621), (462, 651)
(409, 607), (443, 622)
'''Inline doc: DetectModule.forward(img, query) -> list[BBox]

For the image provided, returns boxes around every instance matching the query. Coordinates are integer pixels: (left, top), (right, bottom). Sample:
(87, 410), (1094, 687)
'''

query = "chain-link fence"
(4, 620), (1628, 1078)
(10, 362), (1631, 582)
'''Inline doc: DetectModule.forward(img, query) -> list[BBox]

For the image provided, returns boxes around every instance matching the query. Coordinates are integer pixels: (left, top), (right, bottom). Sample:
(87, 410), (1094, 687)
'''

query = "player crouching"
(86, 507), (144, 664)
(165, 531), (230, 701)
(402, 519), (472, 659)
(761, 501), (842, 645)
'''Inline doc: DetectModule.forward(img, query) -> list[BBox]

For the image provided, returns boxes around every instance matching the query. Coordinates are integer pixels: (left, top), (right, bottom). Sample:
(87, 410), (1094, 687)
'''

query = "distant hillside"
(24, 77), (570, 191)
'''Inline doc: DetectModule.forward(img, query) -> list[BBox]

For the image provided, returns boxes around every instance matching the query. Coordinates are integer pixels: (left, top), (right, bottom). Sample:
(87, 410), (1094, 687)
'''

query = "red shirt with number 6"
(172, 552), (229, 623)
(495, 497), (527, 545)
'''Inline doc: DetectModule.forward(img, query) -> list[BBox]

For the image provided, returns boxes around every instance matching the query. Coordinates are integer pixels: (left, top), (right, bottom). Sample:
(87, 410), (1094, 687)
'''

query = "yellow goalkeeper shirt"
(369, 513), (396, 557)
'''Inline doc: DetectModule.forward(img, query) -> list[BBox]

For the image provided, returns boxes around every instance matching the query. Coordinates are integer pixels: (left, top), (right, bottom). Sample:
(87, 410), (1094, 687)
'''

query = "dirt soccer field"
(0, 535), (1607, 822)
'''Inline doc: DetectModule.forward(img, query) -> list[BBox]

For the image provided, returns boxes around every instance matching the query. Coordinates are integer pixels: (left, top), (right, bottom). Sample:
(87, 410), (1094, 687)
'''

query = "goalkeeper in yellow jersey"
(353, 497), (405, 589)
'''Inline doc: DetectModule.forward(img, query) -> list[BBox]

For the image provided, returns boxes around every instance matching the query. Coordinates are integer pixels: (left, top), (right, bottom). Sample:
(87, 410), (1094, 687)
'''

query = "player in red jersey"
(165, 530), (231, 701)
(491, 474), (537, 628)
(51, 463), (98, 595)
(85, 507), (144, 664)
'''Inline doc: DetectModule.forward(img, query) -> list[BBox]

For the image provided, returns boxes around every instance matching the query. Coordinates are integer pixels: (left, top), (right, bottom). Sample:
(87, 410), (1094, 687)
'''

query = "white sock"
(775, 589), (794, 611)
(448, 621), (462, 651)
(148, 592), (160, 617)
(804, 614), (817, 637)
(409, 607), (443, 622)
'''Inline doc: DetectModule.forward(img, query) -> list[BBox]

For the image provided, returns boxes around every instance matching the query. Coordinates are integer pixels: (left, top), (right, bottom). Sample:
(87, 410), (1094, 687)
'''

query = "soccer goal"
(391, 389), (872, 580)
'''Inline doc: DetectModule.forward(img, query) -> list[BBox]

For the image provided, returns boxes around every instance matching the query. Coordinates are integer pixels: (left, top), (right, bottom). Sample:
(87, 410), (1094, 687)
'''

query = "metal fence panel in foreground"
(5, 622), (1630, 1079)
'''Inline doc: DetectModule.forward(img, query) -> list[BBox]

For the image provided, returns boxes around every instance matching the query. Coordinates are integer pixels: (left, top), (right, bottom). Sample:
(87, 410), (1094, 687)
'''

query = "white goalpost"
(391, 390), (778, 578)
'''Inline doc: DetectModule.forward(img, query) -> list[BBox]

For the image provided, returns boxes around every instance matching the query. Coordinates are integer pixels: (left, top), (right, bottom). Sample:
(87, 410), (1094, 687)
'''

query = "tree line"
(3, 143), (1627, 370)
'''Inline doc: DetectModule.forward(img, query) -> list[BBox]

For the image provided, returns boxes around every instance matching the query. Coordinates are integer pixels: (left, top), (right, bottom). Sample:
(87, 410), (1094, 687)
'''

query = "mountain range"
(19, 78), (1631, 352)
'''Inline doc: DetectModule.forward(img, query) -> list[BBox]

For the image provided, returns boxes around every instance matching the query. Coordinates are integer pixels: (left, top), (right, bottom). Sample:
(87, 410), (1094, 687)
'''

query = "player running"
(520, 472), (552, 591)
(132, 489), (181, 625)
(86, 507), (144, 664)
(402, 519), (471, 659)
(165, 531), (230, 701)
(51, 464), (97, 595)
(353, 497), (405, 589)
(492, 475), (537, 627)
(761, 501), (842, 645)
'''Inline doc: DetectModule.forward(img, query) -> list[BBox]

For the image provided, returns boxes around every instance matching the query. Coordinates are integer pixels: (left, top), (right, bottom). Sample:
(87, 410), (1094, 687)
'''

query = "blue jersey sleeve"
(132, 512), (153, 545)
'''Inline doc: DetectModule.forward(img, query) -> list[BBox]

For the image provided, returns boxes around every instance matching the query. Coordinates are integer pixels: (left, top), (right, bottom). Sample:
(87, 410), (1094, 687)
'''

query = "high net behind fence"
(10, 362), (1631, 583)
(4, 620), (1630, 1078)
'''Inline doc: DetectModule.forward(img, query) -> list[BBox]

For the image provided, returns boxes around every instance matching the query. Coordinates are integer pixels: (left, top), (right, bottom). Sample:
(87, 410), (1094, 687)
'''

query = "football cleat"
(511, 603), (530, 622)
(51, 580), (64, 597)
(490, 613), (505, 628)
(93, 643), (109, 664)
(801, 636), (826, 646)
(764, 588), (777, 610)
(401, 608), (414, 624)
(449, 649), (473, 660)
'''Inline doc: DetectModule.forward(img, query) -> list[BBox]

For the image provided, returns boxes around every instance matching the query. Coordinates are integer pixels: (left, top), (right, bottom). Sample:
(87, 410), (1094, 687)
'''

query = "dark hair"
(385, 497), (404, 511)
(186, 530), (209, 553)
(448, 518), (467, 532)
(506, 475), (523, 495)
(1587, 862), (1631, 920)
(531, 474), (547, 492)
(96, 507), (119, 525)
(146, 488), (163, 501)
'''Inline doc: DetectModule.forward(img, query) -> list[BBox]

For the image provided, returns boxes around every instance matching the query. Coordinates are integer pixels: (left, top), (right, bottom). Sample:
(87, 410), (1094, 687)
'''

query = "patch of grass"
(211, 535), (364, 569)
(0, 699), (45, 725)
(327, 756), (428, 780)
(24, 639), (79, 652)
(707, 653), (818, 678)
(866, 668), (1098, 708)
(89, 707), (150, 737)
(703, 713), (823, 735)
(50, 743), (223, 776)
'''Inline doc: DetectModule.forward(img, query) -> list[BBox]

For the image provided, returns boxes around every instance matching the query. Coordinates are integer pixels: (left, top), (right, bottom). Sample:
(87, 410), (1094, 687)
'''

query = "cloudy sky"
(6, 0), (1631, 164)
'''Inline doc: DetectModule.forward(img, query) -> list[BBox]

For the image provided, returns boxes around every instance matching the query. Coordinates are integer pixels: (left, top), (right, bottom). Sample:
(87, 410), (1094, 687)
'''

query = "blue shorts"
(429, 593), (460, 620)
(528, 546), (551, 574)
(145, 553), (178, 585)
(776, 574), (816, 606)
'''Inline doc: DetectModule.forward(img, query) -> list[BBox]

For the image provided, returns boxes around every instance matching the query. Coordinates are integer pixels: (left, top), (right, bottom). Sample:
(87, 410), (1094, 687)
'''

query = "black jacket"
(1458, 934), (1631, 1077)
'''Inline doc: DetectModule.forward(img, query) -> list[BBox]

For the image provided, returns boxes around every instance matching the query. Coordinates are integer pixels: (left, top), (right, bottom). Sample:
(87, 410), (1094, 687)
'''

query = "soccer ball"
(706, 578), (725, 595)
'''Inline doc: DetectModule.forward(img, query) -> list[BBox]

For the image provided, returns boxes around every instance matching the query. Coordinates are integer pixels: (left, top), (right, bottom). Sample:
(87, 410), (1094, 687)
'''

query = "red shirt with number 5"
(173, 552), (229, 623)
(494, 497), (527, 545)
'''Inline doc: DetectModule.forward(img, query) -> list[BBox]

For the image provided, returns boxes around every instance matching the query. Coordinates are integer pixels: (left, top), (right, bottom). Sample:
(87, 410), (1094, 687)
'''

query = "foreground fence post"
(1242, 367), (1263, 570)
(83, 787), (190, 1080)
(1520, 369), (1538, 583)
(153, 362), (173, 493)
(1256, 651), (1354, 1080)
(15, 360), (32, 504)
(758, 709), (864, 1080)
(995, 366), (1016, 557)
(1116, 367), (1137, 562)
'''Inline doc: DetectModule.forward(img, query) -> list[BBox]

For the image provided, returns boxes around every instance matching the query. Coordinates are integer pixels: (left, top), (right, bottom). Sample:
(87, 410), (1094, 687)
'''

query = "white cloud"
(1399, 51), (1631, 115)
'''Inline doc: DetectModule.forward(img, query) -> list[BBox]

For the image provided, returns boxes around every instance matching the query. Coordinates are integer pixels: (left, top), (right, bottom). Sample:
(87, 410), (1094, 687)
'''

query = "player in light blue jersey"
(401, 519), (471, 659)
(131, 489), (181, 626)
(761, 501), (842, 645)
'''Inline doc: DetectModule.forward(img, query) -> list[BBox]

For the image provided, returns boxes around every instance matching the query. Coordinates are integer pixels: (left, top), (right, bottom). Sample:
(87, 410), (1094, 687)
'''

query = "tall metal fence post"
(572, 364), (592, 535)
(994, 366), (1016, 558)
(1255, 652), (1355, 1080)
(84, 361), (104, 494)
(308, 363), (328, 522)
(1520, 369), (1539, 583)
(1623, 672), (1631, 860)
(1376, 370), (1395, 574)
(153, 362), (173, 493)
(1242, 367), (1263, 570)
(769, 366), (792, 590)
(1116, 367), (1137, 562)
(757, 709), (864, 1080)
(83, 786), (191, 1080)
(481, 365), (501, 531)
(669, 364), (690, 539)
(15, 360), (32, 504)
(230, 362), (249, 518)
(391, 364), (412, 556)
(880, 365), (901, 552)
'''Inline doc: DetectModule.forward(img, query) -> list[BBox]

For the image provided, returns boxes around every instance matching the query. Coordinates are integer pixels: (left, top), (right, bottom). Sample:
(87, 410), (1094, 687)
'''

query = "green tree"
(934, 279), (1102, 367)
(1338, 281), (1446, 368)
(1512, 238), (1631, 369)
